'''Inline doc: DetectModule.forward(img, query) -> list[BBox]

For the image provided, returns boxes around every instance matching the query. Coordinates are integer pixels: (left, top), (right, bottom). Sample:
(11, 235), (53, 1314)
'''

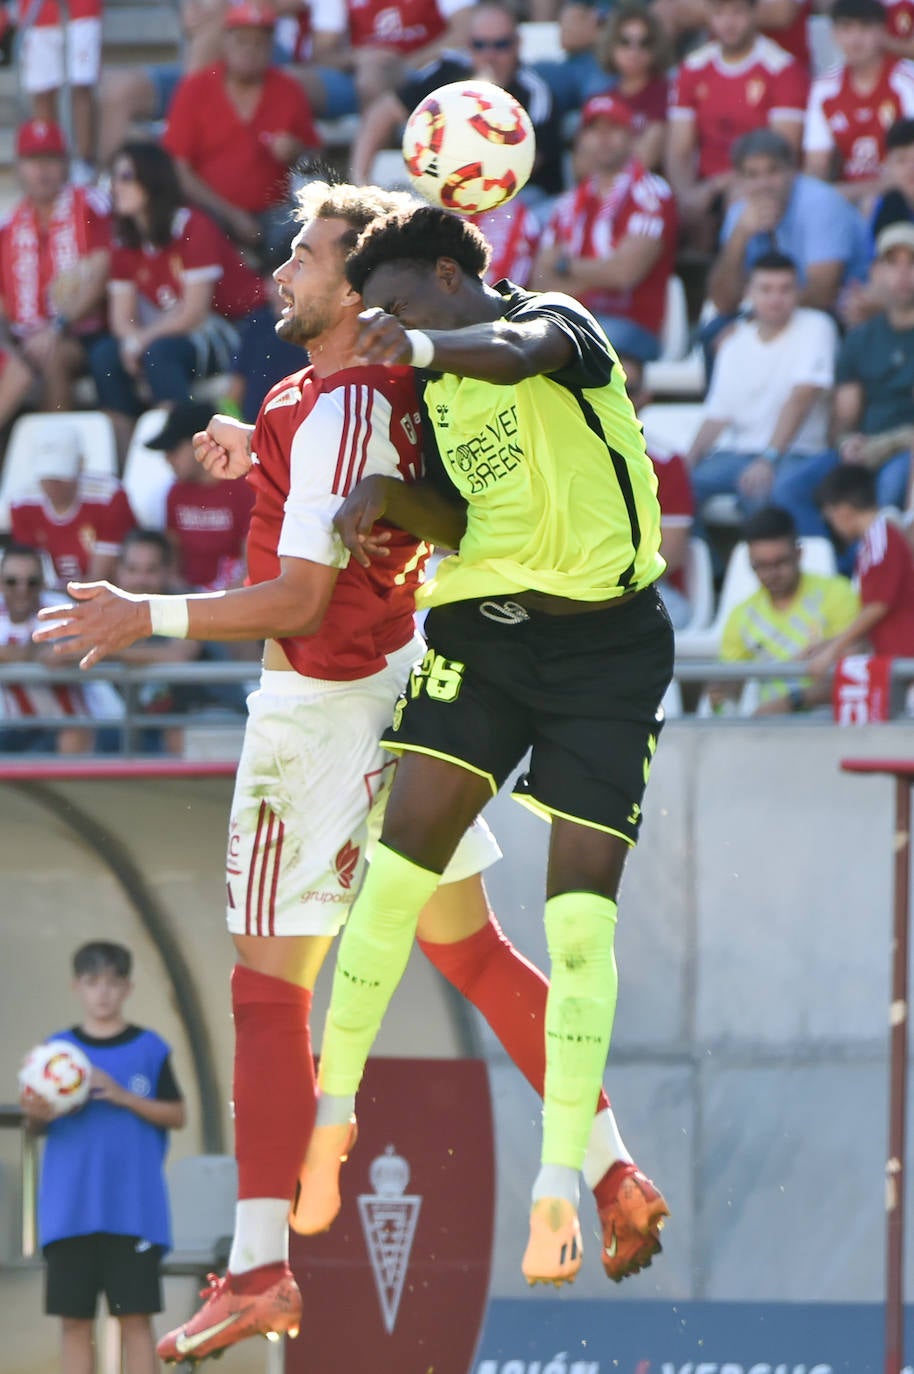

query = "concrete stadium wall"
(0, 722), (910, 1370)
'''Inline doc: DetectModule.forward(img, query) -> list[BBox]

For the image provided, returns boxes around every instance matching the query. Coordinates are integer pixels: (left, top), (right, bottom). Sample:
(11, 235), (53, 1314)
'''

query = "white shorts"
(225, 638), (501, 938)
(21, 18), (102, 94)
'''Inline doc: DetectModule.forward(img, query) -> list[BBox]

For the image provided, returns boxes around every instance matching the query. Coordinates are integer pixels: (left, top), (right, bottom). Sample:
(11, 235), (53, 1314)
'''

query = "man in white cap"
(10, 423), (136, 587)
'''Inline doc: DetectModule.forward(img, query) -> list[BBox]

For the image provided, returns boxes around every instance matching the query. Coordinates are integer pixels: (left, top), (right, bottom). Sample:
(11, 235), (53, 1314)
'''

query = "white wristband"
(405, 329), (435, 368)
(148, 595), (190, 640)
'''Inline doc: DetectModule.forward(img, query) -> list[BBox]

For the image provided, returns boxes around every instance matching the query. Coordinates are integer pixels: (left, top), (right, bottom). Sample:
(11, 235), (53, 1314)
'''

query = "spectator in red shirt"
(532, 94), (677, 397)
(88, 142), (268, 458)
(594, 3), (671, 171)
(146, 401), (254, 589)
(163, 0), (320, 271)
(666, 0), (808, 247)
(884, 0), (914, 60)
(18, 0), (104, 182)
(10, 422), (136, 586)
(804, 0), (914, 205)
(758, 0), (813, 71)
(810, 463), (914, 667)
(0, 121), (110, 414)
(470, 199), (541, 287)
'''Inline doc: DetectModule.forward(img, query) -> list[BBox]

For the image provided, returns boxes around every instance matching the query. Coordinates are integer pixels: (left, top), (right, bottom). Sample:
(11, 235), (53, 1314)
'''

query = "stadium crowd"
(2, 0), (914, 750)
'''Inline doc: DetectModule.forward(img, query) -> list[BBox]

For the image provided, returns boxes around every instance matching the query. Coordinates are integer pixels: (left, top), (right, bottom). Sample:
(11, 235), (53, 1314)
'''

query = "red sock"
(231, 964), (317, 1200)
(419, 916), (610, 1113)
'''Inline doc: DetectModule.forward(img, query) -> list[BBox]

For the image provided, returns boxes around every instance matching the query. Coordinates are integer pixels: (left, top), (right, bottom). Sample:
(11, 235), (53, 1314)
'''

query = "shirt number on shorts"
(409, 649), (466, 703)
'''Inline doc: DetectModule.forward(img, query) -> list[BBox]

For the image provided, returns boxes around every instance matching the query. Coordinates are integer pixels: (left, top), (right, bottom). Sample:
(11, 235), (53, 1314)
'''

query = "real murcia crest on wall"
(357, 1144), (422, 1334)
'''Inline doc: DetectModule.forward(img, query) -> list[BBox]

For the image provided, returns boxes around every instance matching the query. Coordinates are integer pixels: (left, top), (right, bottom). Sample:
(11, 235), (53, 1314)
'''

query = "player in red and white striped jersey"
(37, 182), (668, 1363)
(804, 0), (914, 201)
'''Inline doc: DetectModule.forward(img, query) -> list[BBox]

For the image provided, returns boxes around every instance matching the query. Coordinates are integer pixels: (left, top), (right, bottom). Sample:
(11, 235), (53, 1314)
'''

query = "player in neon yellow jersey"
(291, 203), (674, 1286)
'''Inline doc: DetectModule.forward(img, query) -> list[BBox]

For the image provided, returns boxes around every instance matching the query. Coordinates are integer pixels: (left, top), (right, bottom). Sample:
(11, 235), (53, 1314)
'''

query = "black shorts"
(45, 1233), (164, 1319)
(383, 585), (674, 845)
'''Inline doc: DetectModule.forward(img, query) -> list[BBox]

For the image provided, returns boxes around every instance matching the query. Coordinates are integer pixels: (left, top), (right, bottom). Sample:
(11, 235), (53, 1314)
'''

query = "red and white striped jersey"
(804, 58), (914, 181)
(0, 596), (82, 722)
(857, 512), (914, 656)
(669, 35), (809, 178)
(540, 162), (677, 335)
(246, 363), (426, 681)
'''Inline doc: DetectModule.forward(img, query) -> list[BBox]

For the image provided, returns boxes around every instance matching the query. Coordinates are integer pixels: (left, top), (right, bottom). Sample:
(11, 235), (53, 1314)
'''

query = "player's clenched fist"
(194, 414), (255, 480)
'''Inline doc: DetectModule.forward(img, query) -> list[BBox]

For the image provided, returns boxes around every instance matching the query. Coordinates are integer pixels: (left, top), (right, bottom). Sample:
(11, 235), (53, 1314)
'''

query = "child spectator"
(532, 94), (677, 397)
(19, 941), (185, 1374)
(10, 424), (136, 586)
(811, 463), (914, 667)
(803, 0), (914, 205)
(711, 504), (860, 713)
(18, 0), (103, 183)
(146, 401), (254, 590)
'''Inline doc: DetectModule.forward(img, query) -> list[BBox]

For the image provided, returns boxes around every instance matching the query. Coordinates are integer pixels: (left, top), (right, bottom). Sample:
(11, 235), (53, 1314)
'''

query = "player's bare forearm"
(334, 475), (467, 567)
(33, 561), (338, 668)
(355, 308), (575, 383)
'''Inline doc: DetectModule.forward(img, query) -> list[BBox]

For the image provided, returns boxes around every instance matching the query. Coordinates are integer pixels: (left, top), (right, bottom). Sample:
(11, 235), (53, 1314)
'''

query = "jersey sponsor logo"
(358, 1144), (422, 1334)
(446, 403), (524, 494)
(334, 839), (360, 890)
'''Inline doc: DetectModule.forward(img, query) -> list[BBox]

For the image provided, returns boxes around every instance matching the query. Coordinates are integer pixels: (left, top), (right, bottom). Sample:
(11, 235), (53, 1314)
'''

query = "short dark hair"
(816, 463), (877, 510)
(73, 941), (132, 979)
(345, 205), (491, 295)
(732, 127), (794, 169)
(119, 528), (174, 565)
(886, 117), (914, 152)
(1, 543), (42, 569)
(742, 505), (798, 543)
(832, 0), (885, 24)
(749, 250), (797, 276)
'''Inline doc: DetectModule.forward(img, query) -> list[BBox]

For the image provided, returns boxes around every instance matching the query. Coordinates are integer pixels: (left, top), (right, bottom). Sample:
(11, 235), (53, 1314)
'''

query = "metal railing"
(0, 658), (912, 754)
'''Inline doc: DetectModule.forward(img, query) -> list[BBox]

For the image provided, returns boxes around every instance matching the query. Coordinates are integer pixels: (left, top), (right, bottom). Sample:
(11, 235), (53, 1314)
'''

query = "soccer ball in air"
(401, 80), (536, 215)
(18, 1040), (92, 1115)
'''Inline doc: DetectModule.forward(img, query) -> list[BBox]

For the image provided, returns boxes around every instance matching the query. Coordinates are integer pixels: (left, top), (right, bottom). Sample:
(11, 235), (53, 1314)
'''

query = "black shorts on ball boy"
(383, 584), (674, 846)
(45, 1232), (163, 1318)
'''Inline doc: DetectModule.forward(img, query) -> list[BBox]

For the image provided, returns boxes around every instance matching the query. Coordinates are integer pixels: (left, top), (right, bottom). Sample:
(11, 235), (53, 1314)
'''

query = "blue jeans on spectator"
(692, 449), (839, 535)
(875, 449), (912, 509)
(89, 328), (232, 415)
(595, 314), (660, 363)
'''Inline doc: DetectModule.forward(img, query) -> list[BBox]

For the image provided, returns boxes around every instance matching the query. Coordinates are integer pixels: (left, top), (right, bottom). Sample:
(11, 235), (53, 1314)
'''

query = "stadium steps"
(0, 0), (181, 212)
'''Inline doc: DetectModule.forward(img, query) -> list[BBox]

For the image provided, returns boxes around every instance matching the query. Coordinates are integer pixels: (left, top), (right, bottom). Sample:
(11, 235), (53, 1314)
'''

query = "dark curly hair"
(345, 205), (491, 294)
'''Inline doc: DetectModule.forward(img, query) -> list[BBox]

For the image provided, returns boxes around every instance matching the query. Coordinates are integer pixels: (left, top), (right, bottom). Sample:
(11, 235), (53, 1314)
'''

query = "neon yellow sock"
(317, 843), (441, 1098)
(541, 891), (619, 1172)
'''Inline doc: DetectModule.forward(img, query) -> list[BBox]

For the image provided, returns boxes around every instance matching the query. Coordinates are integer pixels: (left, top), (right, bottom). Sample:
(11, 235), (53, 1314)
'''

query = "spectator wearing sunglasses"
(350, 1), (563, 203)
(0, 543), (97, 754)
(591, 3), (671, 170)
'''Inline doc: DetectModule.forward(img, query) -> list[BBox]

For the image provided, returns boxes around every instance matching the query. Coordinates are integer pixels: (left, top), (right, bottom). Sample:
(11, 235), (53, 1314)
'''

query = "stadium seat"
(677, 535), (838, 659)
(519, 20), (561, 62)
(121, 407), (174, 529)
(163, 1154), (237, 1277)
(0, 411), (117, 532)
(639, 401), (704, 458)
(644, 278), (706, 399)
(680, 536), (715, 634)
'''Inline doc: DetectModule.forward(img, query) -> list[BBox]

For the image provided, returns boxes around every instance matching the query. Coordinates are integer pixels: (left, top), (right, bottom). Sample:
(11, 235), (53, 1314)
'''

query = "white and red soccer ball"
(19, 1040), (92, 1116)
(401, 80), (536, 215)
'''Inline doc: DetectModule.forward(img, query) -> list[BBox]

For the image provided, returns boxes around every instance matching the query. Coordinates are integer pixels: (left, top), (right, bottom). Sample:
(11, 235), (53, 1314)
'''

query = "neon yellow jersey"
(721, 571), (860, 700)
(417, 285), (665, 608)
